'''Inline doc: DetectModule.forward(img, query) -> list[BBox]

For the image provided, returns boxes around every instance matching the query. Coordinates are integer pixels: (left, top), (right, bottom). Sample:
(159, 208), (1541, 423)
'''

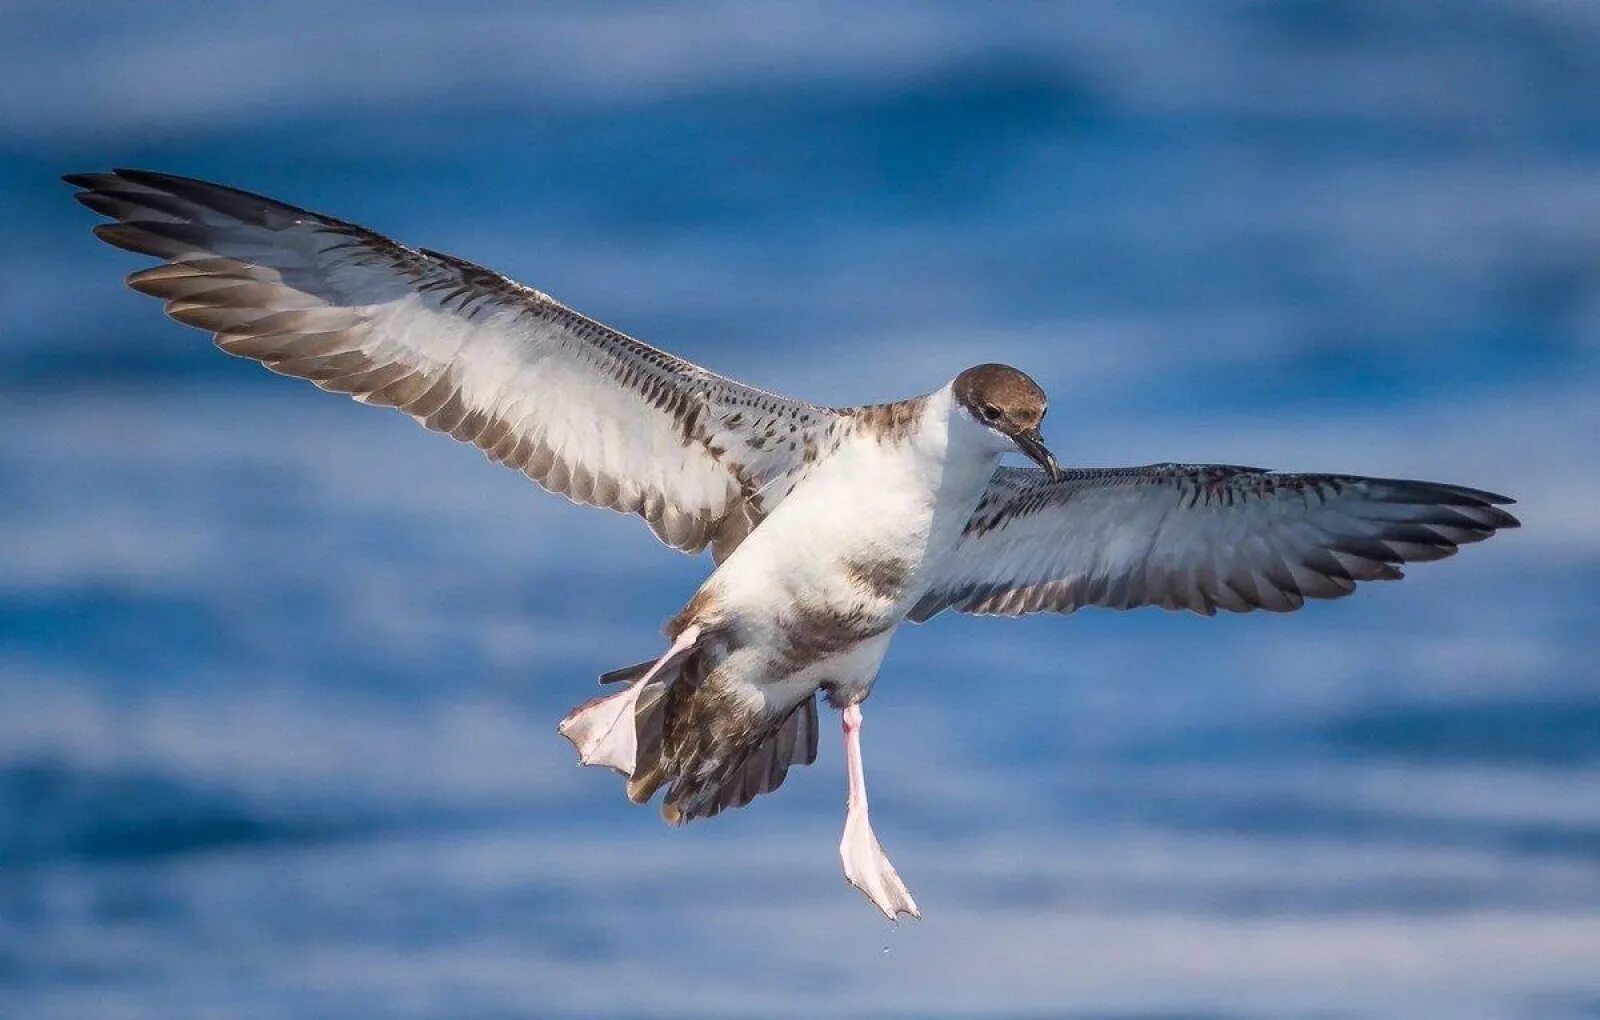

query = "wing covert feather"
(911, 464), (1518, 620)
(68, 168), (839, 558)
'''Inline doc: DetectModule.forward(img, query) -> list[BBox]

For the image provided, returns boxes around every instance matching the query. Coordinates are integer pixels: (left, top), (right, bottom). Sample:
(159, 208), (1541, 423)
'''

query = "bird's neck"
(909, 384), (1008, 491)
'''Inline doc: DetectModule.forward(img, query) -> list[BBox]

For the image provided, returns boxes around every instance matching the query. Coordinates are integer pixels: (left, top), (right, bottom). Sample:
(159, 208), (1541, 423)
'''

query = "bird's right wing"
(911, 463), (1519, 620)
(67, 169), (843, 560)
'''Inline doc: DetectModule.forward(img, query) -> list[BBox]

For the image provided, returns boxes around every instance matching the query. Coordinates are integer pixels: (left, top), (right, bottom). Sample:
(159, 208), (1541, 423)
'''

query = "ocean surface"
(2, 3), (1597, 1018)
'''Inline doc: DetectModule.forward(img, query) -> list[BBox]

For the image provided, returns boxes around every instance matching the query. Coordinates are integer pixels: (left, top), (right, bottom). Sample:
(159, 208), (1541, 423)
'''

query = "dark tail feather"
(657, 696), (821, 825)
(625, 680), (670, 804)
(576, 645), (821, 824)
(598, 658), (655, 686)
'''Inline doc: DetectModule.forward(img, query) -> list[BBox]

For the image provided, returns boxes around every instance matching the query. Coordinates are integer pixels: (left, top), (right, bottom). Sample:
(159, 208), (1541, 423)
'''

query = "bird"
(66, 169), (1520, 920)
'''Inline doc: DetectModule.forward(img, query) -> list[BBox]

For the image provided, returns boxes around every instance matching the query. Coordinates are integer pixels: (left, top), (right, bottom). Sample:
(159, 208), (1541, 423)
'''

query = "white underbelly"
(709, 432), (998, 686)
(725, 453), (966, 606)
(675, 396), (1008, 710)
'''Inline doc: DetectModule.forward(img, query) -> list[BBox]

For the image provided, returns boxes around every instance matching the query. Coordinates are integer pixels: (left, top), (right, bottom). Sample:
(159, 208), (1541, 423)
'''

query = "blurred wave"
(3, 2), (1598, 1018)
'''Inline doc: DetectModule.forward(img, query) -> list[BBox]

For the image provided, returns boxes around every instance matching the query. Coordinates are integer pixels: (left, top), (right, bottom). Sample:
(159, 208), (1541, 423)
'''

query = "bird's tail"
(559, 643), (820, 824)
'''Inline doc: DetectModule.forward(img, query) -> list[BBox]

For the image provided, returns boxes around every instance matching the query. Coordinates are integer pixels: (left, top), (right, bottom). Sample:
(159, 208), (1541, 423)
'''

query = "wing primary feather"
(916, 465), (1516, 620)
(67, 167), (842, 560)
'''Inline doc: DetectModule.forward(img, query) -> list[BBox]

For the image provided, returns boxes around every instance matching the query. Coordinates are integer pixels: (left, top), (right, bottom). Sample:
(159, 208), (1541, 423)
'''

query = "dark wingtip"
(1456, 489), (1520, 529)
(89, 221), (173, 256)
(1473, 488), (1517, 506)
(72, 191), (121, 216)
(111, 167), (176, 188)
(66, 168), (184, 192)
(64, 171), (127, 192)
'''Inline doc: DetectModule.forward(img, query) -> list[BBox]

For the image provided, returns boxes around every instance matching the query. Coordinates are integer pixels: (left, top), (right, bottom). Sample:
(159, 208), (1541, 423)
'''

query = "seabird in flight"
(67, 169), (1519, 920)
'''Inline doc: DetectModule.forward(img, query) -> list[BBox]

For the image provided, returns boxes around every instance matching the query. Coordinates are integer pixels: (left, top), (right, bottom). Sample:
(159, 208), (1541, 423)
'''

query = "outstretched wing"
(911, 463), (1519, 620)
(67, 169), (840, 560)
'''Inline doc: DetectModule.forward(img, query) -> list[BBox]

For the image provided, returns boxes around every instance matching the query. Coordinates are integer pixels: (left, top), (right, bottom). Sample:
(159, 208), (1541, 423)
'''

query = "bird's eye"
(980, 404), (1001, 422)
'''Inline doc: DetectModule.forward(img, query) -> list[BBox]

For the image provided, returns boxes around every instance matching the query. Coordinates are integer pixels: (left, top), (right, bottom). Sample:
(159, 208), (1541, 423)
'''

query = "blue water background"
(1, 3), (1597, 1017)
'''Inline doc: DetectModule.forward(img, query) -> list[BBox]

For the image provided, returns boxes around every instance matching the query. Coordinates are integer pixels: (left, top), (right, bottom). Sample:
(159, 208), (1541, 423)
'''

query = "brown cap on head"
(952, 363), (1060, 481)
(952, 363), (1048, 431)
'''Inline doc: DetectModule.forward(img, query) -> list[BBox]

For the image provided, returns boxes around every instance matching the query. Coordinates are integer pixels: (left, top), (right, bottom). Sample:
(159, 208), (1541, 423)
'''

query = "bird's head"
(952, 363), (1060, 481)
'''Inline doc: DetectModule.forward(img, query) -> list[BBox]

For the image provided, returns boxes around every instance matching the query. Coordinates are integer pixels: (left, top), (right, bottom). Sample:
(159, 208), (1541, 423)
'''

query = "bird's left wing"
(66, 169), (842, 560)
(910, 463), (1519, 620)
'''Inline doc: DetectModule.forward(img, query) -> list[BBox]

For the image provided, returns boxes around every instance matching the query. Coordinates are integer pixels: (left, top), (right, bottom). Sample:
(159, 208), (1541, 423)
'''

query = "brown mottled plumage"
(69, 168), (1519, 923)
(848, 396), (929, 442)
(842, 555), (915, 601)
(64, 168), (847, 560)
(624, 639), (821, 824)
(911, 464), (1519, 620)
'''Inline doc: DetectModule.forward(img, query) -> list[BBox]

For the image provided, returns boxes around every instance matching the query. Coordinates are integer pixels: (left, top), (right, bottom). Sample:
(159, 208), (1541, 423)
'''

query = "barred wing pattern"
(67, 169), (839, 560)
(911, 464), (1519, 620)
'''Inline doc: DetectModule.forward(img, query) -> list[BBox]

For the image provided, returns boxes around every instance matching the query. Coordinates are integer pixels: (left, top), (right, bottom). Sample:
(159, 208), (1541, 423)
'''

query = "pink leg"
(838, 703), (921, 920)
(843, 704), (869, 808)
(558, 625), (701, 774)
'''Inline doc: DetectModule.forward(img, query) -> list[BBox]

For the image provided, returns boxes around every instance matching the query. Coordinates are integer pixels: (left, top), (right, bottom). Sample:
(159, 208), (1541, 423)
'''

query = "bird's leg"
(838, 702), (921, 920)
(559, 624), (701, 775)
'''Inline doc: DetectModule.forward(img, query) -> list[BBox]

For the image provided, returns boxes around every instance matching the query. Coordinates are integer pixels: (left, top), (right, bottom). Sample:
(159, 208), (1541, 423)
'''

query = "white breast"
(713, 385), (1006, 627)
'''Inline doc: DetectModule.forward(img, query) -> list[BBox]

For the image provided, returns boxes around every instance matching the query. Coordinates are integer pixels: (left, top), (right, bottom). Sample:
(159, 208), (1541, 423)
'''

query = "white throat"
(930, 382), (1013, 458)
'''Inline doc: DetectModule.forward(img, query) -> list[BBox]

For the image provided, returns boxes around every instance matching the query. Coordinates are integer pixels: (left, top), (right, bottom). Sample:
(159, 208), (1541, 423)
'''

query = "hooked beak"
(1013, 427), (1061, 482)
